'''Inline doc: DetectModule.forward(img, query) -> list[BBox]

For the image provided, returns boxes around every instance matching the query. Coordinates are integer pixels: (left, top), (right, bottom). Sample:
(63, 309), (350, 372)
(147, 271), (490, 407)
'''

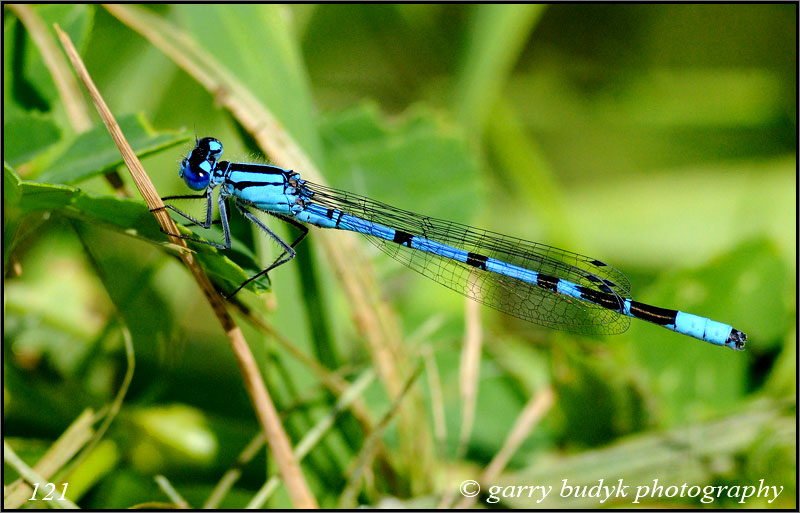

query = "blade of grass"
(203, 431), (266, 509)
(230, 299), (377, 433)
(53, 24), (318, 508)
(453, 5), (572, 246)
(453, 4), (546, 140)
(421, 344), (447, 453)
(486, 96), (575, 247)
(7, 4), (91, 131)
(232, 299), (399, 492)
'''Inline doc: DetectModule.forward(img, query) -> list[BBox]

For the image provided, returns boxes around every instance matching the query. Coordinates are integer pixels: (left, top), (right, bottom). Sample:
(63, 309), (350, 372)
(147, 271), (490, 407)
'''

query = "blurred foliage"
(3, 4), (796, 509)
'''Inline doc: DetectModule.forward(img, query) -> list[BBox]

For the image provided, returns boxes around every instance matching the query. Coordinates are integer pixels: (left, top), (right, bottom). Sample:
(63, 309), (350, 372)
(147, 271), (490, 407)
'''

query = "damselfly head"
(179, 137), (222, 191)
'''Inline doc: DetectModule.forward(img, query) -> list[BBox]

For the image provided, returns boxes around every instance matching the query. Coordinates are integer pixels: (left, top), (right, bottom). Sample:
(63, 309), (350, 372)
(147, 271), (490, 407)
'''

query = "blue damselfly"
(157, 137), (746, 350)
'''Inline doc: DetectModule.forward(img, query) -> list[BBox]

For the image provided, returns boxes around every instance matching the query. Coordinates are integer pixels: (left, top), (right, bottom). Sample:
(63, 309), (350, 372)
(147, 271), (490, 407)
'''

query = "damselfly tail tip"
(727, 329), (747, 351)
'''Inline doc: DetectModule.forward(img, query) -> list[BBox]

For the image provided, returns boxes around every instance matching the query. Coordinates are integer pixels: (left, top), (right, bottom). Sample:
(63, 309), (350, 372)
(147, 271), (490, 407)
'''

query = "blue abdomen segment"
(621, 300), (740, 349)
(673, 312), (736, 348)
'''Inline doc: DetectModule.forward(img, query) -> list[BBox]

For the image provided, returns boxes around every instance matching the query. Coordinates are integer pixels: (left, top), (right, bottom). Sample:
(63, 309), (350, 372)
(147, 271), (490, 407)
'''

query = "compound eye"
(180, 158), (212, 191)
(198, 137), (223, 161)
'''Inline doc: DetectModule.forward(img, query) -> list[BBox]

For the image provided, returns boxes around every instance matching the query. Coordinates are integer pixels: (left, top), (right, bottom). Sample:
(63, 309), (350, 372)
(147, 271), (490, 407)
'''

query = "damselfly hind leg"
(221, 202), (309, 298)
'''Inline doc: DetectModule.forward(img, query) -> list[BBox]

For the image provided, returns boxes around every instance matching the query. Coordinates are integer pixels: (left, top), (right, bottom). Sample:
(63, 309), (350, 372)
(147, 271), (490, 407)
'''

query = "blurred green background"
(3, 4), (796, 509)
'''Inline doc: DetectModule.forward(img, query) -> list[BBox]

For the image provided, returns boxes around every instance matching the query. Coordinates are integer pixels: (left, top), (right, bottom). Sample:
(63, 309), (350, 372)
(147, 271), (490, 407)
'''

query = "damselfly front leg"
(153, 188), (232, 250)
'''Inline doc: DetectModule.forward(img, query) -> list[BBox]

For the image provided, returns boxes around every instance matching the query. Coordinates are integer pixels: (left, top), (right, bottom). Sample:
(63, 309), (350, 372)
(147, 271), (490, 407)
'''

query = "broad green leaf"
(71, 193), (270, 294)
(69, 193), (163, 241)
(37, 113), (189, 184)
(194, 251), (270, 296)
(17, 174), (82, 211)
(5, 165), (269, 294)
(3, 114), (62, 166)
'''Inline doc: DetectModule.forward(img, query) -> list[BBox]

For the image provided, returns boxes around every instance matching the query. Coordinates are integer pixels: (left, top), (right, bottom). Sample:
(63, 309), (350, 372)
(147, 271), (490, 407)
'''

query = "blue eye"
(198, 137), (223, 161)
(180, 158), (212, 190)
(179, 137), (223, 190)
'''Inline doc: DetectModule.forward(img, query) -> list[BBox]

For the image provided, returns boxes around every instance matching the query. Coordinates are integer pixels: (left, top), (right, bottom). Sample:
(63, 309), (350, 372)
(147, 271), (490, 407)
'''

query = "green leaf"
(129, 404), (218, 470)
(17, 174), (82, 211)
(60, 440), (119, 502)
(37, 113), (189, 184)
(5, 164), (269, 295)
(3, 114), (62, 166)
(69, 193), (164, 241)
(194, 251), (270, 295)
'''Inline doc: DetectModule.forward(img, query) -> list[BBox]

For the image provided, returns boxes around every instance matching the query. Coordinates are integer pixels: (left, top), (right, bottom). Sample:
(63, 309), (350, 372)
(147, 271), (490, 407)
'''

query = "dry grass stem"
(4, 441), (80, 509)
(457, 297), (483, 458)
(422, 344), (447, 449)
(53, 24), (317, 509)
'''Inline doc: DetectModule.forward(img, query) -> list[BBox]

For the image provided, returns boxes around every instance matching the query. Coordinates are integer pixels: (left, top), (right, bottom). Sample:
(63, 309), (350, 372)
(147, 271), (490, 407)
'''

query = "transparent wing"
(303, 181), (632, 335)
